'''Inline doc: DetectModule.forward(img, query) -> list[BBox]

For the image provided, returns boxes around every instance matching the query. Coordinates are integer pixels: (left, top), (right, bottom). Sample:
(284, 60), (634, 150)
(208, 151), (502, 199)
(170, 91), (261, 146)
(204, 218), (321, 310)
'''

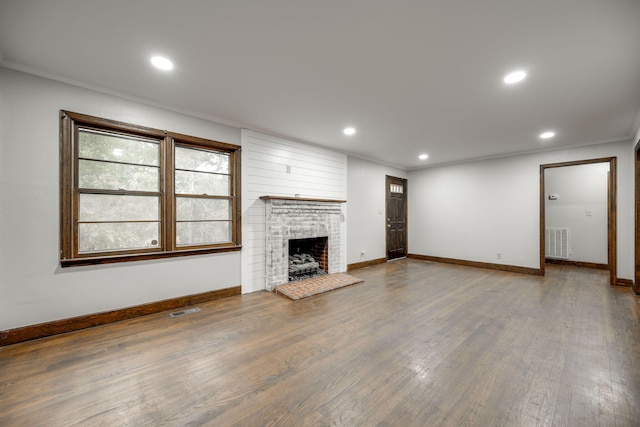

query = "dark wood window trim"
(60, 111), (241, 267)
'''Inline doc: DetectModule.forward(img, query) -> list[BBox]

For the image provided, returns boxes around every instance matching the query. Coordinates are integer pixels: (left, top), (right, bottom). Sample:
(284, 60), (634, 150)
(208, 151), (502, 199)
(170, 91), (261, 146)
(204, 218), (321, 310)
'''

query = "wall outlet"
(360, 249), (366, 258)
(496, 251), (502, 260)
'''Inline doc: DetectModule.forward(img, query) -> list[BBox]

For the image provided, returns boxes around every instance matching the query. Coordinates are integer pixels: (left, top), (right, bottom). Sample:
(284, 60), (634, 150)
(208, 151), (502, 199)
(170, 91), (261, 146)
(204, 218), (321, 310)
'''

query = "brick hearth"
(273, 273), (364, 301)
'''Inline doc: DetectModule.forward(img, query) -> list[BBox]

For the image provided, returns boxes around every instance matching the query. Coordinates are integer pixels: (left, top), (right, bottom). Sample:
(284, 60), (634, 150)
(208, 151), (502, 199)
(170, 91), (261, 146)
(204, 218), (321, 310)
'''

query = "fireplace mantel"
(260, 195), (346, 203)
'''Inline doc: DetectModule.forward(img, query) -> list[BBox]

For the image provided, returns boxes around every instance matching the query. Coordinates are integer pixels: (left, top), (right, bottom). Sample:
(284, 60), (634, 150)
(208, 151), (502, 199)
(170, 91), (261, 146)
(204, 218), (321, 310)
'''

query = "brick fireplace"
(260, 196), (345, 291)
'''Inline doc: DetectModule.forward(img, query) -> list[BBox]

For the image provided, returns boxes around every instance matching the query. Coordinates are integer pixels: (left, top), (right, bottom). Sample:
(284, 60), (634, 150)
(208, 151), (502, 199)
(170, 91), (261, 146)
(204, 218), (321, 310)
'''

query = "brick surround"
(263, 198), (344, 291)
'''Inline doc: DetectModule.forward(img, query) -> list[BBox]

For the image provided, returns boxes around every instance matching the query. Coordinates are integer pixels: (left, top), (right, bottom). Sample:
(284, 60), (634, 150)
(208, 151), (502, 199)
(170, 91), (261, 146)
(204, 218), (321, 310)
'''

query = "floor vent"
(168, 307), (200, 318)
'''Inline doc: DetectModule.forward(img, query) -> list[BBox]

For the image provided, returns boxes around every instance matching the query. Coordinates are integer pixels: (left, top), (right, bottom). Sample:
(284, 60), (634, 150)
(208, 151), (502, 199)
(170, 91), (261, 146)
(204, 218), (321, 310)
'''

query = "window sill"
(60, 245), (242, 267)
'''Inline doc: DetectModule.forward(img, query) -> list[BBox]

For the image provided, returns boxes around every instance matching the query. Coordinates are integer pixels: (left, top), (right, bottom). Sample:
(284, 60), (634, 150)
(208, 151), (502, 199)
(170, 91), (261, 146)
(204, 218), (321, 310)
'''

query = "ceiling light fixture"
(151, 56), (174, 71)
(503, 70), (526, 84)
(419, 153), (429, 160)
(539, 131), (556, 139)
(343, 127), (356, 136)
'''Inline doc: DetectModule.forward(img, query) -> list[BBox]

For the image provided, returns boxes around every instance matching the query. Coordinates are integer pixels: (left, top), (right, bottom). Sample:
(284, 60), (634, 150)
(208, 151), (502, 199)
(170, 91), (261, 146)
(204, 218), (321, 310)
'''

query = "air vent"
(169, 307), (200, 318)
(545, 227), (570, 259)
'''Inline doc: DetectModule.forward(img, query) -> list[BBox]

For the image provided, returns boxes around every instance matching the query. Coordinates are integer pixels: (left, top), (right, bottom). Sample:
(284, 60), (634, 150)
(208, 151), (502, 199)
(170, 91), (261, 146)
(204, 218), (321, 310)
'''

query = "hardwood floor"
(1, 260), (639, 426)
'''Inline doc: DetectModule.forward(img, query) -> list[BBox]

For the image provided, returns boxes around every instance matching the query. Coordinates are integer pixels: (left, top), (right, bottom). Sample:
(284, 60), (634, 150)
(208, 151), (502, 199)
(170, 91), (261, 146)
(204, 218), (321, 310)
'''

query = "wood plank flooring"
(1, 259), (639, 426)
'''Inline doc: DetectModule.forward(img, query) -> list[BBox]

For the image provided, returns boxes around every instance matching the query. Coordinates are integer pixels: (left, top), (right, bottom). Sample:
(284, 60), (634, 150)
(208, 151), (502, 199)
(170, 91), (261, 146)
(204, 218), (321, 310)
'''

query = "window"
(390, 183), (404, 194)
(60, 111), (241, 266)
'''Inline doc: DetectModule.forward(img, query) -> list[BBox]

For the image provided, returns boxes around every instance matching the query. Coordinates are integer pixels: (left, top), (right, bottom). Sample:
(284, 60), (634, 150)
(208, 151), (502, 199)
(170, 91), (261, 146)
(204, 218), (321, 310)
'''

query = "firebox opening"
(288, 237), (328, 282)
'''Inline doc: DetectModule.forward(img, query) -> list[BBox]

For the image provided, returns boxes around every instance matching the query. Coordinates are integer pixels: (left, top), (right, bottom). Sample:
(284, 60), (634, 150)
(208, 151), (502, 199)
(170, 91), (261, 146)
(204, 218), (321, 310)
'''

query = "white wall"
(408, 140), (635, 280)
(346, 156), (407, 265)
(545, 163), (608, 263)
(0, 68), (242, 330)
(2, 66), (636, 332)
(241, 130), (347, 293)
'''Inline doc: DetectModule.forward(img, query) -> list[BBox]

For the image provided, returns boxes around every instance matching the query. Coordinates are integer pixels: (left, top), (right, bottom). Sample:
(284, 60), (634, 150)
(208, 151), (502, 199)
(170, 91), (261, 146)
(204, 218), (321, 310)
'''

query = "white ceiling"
(1, 0), (639, 169)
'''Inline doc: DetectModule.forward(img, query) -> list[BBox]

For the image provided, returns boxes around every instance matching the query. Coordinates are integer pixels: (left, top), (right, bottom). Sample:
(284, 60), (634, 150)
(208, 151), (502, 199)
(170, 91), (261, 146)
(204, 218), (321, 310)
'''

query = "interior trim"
(617, 278), (634, 287)
(347, 257), (387, 271)
(545, 258), (609, 270)
(635, 140), (640, 294)
(0, 286), (241, 347)
(407, 254), (541, 276)
(540, 157), (617, 286)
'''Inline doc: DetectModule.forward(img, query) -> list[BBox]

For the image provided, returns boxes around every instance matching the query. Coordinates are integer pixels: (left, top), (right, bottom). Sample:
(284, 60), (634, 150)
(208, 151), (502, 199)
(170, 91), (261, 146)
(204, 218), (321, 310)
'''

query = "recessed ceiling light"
(503, 70), (527, 84)
(539, 131), (556, 139)
(343, 127), (356, 136)
(419, 153), (429, 160)
(151, 56), (174, 71)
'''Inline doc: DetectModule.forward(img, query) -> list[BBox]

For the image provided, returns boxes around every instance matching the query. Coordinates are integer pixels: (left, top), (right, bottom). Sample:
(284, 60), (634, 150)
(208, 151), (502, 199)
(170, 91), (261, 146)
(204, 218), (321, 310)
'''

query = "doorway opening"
(540, 157), (617, 285)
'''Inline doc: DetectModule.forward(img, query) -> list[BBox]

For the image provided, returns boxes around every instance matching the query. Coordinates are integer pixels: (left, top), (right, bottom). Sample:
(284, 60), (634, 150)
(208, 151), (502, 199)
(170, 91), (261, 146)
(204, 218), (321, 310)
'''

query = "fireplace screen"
(288, 237), (328, 282)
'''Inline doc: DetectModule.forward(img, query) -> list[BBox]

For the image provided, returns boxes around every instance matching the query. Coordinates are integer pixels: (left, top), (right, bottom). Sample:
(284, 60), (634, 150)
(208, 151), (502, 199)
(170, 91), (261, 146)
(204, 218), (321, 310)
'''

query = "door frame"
(539, 157), (617, 285)
(634, 141), (640, 294)
(385, 175), (408, 260)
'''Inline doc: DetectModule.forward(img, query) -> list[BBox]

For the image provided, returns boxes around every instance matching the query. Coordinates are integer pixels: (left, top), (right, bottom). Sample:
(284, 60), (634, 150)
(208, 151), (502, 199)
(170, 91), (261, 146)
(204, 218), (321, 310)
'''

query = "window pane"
(176, 221), (231, 246)
(390, 184), (403, 194)
(176, 198), (230, 221)
(78, 222), (160, 253)
(175, 146), (229, 173)
(79, 129), (159, 166)
(79, 194), (159, 222)
(79, 160), (159, 191)
(175, 170), (229, 196)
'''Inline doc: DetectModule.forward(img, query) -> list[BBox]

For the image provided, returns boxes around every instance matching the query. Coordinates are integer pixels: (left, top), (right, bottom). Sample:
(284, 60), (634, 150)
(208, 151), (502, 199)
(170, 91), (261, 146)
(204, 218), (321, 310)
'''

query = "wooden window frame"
(60, 110), (241, 267)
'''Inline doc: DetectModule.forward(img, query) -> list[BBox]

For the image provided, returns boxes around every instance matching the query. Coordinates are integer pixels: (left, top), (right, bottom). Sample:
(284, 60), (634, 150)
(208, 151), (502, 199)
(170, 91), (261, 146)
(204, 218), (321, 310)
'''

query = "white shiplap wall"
(241, 130), (347, 293)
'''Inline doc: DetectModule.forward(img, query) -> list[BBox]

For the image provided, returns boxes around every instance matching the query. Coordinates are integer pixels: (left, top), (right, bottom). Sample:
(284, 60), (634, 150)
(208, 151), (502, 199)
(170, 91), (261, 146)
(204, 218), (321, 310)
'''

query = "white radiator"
(545, 227), (570, 259)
